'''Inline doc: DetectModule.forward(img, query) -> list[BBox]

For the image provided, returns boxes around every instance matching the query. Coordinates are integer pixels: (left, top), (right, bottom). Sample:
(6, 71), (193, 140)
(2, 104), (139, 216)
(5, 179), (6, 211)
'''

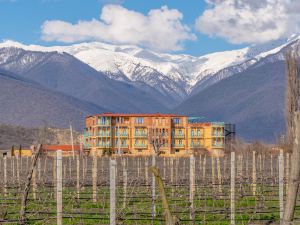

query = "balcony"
(172, 133), (185, 138)
(96, 143), (111, 148)
(135, 132), (148, 137)
(190, 143), (203, 148)
(212, 143), (224, 148)
(134, 144), (148, 148)
(115, 132), (128, 137)
(96, 132), (111, 137)
(191, 133), (202, 137)
(84, 132), (92, 137)
(96, 121), (111, 126)
(172, 144), (185, 148)
(212, 132), (224, 137)
(115, 144), (129, 148)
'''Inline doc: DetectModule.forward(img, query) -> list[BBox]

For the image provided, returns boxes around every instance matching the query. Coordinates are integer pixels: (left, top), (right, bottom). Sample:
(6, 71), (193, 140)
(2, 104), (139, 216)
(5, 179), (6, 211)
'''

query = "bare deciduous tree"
(148, 128), (168, 157)
(283, 51), (300, 224)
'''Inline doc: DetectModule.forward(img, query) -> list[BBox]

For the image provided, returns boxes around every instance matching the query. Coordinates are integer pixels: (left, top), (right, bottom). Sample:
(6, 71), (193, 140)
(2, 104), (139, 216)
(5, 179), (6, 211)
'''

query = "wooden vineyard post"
(122, 158), (127, 208)
(110, 159), (117, 225)
(217, 157), (222, 193)
(199, 155), (202, 182)
(26, 157), (29, 173)
(17, 155), (20, 188)
(43, 156), (47, 179)
(189, 155), (195, 221)
(285, 153), (290, 196)
(145, 157), (149, 188)
(56, 150), (63, 225)
(76, 154), (80, 201)
(279, 150), (284, 223)
(252, 151), (257, 196)
(137, 158), (140, 179)
(223, 156), (227, 179)
(175, 157), (179, 188)
(270, 155), (273, 178)
(68, 157), (72, 179)
(211, 157), (215, 191)
(170, 157), (174, 196)
(32, 162), (37, 200)
(152, 155), (156, 218)
(246, 153), (249, 180)
(259, 154), (262, 176)
(163, 157), (166, 180)
(230, 151), (236, 225)
(92, 153), (98, 203)
(53, 156), (57, 200)
(3, 155), (7, 197)
(12, 157), (15, 184)
(38, 157), (41, 181)
(202, 155), (206, 182)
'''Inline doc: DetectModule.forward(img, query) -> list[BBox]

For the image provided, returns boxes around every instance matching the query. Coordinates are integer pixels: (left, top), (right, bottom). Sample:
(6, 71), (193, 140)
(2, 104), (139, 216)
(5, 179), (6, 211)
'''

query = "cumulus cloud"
(41, 5), (196, 52)
(196, 0), (300, 44)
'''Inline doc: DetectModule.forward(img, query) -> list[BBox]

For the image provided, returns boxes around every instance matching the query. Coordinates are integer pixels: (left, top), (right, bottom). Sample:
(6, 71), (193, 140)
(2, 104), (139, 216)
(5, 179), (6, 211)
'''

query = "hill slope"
(174, 61), (286, 142)
(0, 69), (106, 130)
(0, 48), (169, 112)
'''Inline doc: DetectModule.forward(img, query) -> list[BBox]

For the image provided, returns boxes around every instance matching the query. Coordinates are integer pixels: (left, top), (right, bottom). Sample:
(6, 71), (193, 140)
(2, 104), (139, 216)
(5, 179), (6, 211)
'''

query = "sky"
(0, 0), (299, 56)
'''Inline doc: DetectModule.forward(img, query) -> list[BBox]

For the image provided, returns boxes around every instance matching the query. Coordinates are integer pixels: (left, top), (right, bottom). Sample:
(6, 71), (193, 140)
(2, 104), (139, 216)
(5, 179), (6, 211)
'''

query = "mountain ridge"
(1, 35), (299, 103)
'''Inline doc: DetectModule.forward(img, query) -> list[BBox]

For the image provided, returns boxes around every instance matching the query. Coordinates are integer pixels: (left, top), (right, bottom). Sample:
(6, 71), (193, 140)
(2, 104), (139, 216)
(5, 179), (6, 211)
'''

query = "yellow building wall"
(84, 115), (225, 157)
(12, 149), (32, 157)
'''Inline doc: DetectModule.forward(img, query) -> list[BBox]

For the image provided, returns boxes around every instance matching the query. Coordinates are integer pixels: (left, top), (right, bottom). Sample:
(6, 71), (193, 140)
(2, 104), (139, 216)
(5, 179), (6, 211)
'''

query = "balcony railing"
(115, 133), (128, 137)
(190, 143), (203, 148)
(96, 144), (111, 148)
(212, 143), (224, 147)
(191, 133), (202, 137)
(172, 133), (185, 138)
(84, 132), (92, 137)
(115, 144), (129, 148)
(97, 122), (111, 126)
(134, 144), (148, 148)
(96, 132), (111, 137)
(172, 144), (185, 148)
(135, 133), (148, 137)
(212, 132), (224, 137)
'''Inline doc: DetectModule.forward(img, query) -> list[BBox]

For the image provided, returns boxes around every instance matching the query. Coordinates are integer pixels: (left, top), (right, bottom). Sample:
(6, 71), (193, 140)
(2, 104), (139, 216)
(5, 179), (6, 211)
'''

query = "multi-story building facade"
(84, 113), (229, 156)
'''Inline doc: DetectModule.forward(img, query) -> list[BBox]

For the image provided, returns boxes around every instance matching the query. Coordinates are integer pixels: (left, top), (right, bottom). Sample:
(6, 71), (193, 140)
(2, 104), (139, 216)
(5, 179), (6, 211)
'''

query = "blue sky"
(0, 0), (299, 56)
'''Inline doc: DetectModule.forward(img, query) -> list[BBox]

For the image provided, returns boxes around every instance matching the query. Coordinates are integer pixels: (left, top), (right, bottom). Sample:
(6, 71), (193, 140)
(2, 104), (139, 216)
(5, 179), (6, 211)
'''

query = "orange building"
(84, 113), (232, 157)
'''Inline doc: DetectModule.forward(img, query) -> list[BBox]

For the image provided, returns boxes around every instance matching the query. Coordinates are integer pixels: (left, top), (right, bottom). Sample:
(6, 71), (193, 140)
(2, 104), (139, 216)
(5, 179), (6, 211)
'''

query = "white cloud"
(196, 0), (300, 44)
(41, 5), (196, 52)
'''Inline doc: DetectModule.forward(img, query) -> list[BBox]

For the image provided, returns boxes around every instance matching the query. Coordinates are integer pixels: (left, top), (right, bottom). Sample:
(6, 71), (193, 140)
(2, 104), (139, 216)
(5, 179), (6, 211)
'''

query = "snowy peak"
(1, 34), (300, 101)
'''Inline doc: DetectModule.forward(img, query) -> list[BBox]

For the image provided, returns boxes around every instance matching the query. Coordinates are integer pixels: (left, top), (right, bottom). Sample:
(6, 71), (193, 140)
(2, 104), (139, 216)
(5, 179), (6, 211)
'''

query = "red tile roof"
(87, 112), (185, 118)
(42, 145), (81, 151)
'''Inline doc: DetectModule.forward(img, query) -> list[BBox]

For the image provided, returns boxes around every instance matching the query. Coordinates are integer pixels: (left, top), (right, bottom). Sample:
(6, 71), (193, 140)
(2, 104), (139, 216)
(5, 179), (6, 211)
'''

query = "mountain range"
(0, 35), (299, 141)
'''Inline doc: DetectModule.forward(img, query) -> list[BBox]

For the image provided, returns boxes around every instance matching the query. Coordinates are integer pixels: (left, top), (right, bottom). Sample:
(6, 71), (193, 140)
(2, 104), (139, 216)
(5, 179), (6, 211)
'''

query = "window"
(135, 117), (144, 124)
(191, 130), (194, 136)
(172, 118), (182, 124)
(179, 129), (182, 135)
(179, 140), (182, 145)
(175, 149), (180, 153)
(197, 129), (201, 136)
(117, 117), (124, 123)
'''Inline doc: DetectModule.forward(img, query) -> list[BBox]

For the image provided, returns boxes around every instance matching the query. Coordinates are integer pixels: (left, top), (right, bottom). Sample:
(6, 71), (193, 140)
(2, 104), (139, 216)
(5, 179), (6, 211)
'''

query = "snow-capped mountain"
(0, 34), (299, 103)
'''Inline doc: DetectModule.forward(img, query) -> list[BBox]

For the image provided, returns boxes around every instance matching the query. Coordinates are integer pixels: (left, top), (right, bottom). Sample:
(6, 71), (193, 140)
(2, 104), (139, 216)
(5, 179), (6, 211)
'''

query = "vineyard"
(0, 150), (299, 224)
